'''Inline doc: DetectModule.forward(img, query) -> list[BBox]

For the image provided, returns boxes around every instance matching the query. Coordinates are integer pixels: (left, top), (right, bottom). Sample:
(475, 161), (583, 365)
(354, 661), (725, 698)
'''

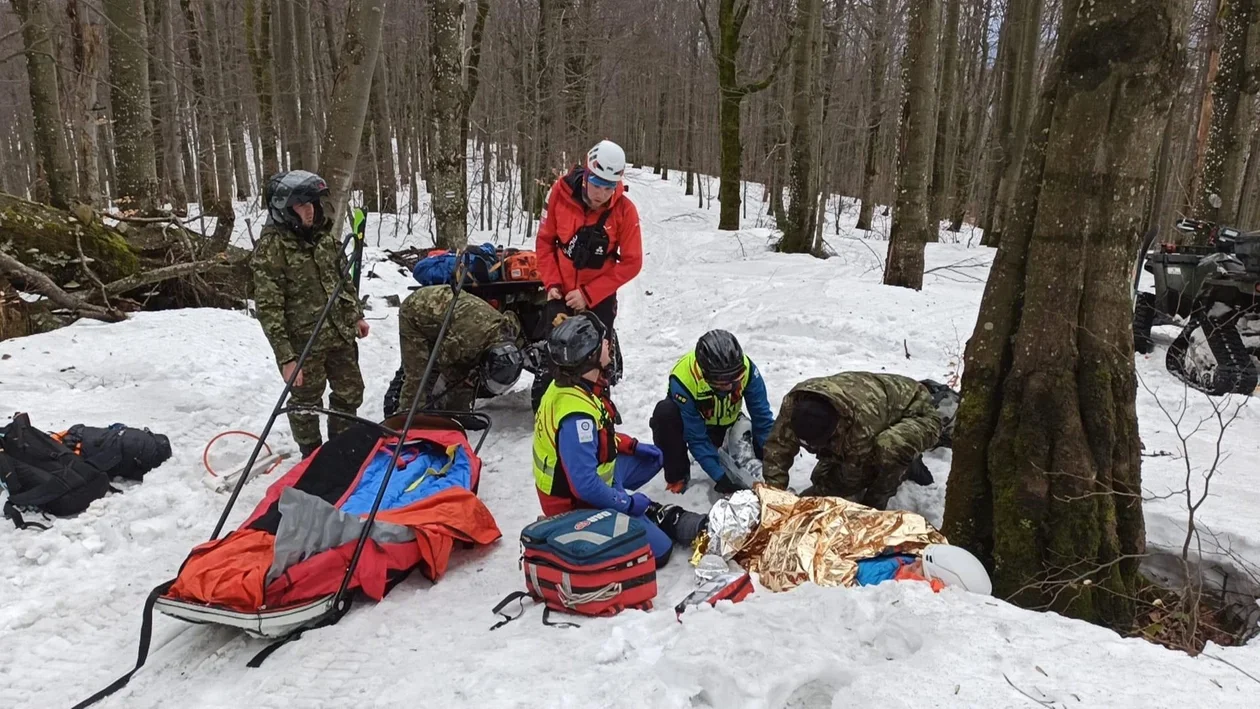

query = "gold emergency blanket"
(732, 485), (947, 592)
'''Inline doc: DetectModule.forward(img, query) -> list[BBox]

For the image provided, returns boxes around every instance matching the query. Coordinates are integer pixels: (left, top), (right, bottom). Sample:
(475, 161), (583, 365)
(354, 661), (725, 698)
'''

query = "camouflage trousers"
(283, 342), (365, 449)
(801, 458), (907, 511)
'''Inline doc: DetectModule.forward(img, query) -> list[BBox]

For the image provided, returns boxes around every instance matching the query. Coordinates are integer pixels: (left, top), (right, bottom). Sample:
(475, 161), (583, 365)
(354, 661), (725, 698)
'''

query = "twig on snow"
(1203, 653), (1260, 686)
(1002, 673), (1058, 707)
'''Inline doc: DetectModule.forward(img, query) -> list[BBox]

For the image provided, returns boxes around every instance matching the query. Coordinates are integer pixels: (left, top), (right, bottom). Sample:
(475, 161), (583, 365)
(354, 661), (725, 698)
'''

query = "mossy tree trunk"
(942, 0), (1188, 629)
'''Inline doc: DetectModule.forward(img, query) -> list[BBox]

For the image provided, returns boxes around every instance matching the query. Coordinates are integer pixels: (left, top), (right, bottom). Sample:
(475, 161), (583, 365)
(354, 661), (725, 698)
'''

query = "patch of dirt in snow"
(2, 167), (1259, 708)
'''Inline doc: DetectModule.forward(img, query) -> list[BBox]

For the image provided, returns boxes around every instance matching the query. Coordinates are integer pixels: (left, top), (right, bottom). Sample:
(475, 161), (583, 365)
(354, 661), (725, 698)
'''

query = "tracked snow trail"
(2, 168), (1259, 708)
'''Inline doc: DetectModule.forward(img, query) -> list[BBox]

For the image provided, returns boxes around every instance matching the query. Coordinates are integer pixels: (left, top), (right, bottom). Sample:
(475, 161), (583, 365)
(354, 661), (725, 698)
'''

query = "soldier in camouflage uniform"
(761, 372), (941, 510)
(251, 170), (369, 458)
(396, 285), (525, 413)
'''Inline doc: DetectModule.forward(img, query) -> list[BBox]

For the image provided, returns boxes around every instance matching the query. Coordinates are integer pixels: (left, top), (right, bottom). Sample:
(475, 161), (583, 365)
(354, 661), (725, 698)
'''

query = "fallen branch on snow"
(98, 256), (241, 297)
(0, 250), (125, 323)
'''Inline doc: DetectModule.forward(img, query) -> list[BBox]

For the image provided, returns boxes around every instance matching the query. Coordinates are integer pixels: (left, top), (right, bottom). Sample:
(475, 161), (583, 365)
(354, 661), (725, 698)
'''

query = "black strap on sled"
(71, 579), (175, 709)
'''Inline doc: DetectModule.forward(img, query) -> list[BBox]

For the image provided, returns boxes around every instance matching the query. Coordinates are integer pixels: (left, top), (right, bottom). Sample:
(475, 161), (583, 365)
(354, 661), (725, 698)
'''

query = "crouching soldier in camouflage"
(252, 170), (369, 459)
(761, 372), (941, 511)
(393, 285), (526, 415)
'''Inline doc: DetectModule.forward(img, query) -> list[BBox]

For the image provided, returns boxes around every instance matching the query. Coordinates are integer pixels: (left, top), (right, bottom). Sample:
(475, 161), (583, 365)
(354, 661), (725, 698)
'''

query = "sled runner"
(73, 239), (500, 708)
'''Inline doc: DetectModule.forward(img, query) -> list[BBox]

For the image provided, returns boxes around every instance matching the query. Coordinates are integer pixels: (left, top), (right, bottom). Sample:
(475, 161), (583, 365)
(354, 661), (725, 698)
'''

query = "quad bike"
(382, 278), (625, 416)
(1132, 218), (1260, 396)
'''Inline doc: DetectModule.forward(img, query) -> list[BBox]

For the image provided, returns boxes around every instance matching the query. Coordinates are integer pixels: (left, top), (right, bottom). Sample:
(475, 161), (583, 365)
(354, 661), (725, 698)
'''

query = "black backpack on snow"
(0, 414), (113, 529)
(58, 423), (171, 482)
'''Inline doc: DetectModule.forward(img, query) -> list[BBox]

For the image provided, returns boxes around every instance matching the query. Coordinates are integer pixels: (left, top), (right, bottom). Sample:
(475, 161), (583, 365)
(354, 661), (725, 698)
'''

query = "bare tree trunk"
(275, 0), (304, 168)
(294, 0), (323, 168)
(779, 0), (821, 253)
(370, 55), (397, 213)
(944, 0), (1187, 629)
(319, 0), (387, 232)
(67, 0), (104, 208)
(203, 0), (238, 216)
(180, 0), (217, 208)
(884, 0), (940, 290)
(1183, 0), (1226, 217)
(145, 0), (169, 204)
(949, 0), (991, 231)
(928, 0), (963, 236)
(986, 0), (1043, 247)
(703, 0), (784, 230)
(855, 0), (890, 231)
(1197, 0), (1260, 224)
(430, 0), (467, 246)
(14, 0), (78, 209)
(322, 0), (341, 75)
(105, 0), (161, 214)
(157, 0), (187, 207)
(246, 0), (281, 178)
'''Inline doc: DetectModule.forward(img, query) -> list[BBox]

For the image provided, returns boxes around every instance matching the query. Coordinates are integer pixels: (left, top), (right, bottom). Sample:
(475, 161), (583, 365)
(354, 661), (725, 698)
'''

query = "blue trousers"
(615, 453), (673, 565)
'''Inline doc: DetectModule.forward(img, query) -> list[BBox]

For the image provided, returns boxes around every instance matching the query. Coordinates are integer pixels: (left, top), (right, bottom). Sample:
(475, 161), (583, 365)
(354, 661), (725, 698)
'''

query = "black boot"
(298, 441), (321, 460)
(713, 475), (744, 495)
(647, 503), (708, 546)
(905, 456), (934, 486)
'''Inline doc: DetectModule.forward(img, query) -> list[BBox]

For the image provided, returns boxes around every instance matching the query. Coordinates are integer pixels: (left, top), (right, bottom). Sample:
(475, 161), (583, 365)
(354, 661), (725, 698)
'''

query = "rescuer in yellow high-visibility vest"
(649, 330), (776, 494)
(531, 312), (683, 565)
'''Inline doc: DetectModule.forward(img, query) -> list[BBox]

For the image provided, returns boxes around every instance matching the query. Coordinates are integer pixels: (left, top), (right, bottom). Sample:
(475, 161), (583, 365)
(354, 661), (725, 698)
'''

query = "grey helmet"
(265, 170), (330, 234)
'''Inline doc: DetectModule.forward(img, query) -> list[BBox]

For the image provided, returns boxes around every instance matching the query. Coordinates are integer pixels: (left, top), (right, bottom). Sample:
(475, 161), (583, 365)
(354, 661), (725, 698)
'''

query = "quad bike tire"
(1165, 314), (1259, 396)
(1133, 292), (1156, 355)
(529, 329), (625, 415)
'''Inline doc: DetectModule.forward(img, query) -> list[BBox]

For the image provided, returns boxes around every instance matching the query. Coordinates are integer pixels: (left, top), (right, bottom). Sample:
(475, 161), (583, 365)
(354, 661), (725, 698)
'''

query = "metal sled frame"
(74, 234), (491, 708)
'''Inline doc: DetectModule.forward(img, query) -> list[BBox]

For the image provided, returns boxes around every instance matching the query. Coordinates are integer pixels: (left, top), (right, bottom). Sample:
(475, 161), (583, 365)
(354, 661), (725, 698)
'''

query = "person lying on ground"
(760, 372), (942, 511)
(650, 329), (775, 495)
(531, 313), (677, 566)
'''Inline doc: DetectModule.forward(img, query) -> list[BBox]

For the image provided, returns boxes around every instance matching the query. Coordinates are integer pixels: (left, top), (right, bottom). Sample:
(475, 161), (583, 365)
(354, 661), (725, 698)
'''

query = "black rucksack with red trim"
(0, 414), (113, 529)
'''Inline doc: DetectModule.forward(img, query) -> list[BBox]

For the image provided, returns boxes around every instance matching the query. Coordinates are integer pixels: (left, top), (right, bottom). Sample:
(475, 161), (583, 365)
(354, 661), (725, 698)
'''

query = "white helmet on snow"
(921, 544), (992, 595)
(586, 140), (626, 187)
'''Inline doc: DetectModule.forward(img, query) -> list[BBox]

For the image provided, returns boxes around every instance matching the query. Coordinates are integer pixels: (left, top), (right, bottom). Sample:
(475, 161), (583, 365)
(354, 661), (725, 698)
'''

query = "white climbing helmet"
(920, 544), (993, 595)
(586, 140), (626, 187)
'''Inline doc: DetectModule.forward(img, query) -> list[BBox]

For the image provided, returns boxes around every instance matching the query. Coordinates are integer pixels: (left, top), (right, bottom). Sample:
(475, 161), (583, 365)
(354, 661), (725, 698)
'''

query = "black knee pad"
(650, 397), (682, 431)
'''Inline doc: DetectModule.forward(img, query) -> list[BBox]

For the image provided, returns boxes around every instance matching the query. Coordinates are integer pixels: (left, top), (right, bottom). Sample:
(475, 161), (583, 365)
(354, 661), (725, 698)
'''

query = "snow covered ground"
(2, 167), (1259, 708)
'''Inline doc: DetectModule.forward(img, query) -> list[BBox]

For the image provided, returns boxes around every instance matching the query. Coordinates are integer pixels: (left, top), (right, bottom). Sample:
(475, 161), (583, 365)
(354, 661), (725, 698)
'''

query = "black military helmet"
(265, 170), (330, 233)
(480, 342), (524, 396)
(547, 313), (606, 375)
(695, 329), (745, 382)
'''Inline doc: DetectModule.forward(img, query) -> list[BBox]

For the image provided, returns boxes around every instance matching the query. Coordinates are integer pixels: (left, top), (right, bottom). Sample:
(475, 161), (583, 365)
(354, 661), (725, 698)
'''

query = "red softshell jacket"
(535, 168), (643, 308)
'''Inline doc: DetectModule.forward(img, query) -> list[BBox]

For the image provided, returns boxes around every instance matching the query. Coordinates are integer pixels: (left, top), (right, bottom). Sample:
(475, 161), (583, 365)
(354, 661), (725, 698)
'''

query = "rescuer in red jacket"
(532, 140), (643, 410)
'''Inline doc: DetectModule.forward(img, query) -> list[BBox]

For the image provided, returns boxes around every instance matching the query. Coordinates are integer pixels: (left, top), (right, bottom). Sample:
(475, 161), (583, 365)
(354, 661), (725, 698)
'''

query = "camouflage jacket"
(399, 286), (522, 375)
(761, 372), (941, 489)
(251, 221), (364, 365)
